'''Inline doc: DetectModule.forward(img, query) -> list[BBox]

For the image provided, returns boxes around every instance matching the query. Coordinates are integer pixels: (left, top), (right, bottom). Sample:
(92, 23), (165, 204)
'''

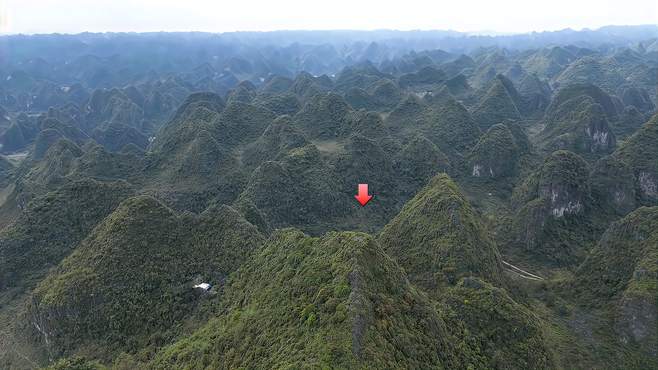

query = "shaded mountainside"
(504, 150), (599, 266)
(612, 115), (658, 205)
(467, 123), (521, 180)
(572, 206), (658, 366)
(471, 75), (522, 130)
(28, 196), (263, 360)
(0, 179), (134, 290)
(540, 104), (616, 159)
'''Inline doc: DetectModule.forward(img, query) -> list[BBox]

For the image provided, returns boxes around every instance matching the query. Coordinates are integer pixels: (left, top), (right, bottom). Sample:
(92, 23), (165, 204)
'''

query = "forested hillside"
(0, 27), (656, 369)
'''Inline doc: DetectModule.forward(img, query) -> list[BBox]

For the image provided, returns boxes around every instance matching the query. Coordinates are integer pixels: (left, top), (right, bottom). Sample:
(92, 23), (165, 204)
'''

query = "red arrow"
(355, 183), (373, 206)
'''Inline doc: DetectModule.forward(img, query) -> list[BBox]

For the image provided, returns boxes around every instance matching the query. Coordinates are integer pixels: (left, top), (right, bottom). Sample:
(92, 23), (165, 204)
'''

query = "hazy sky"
(1, 0), (656, 34)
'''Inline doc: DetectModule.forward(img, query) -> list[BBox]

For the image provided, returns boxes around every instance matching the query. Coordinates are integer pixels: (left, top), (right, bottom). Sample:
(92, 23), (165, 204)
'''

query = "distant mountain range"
(0, 26), (656, 369)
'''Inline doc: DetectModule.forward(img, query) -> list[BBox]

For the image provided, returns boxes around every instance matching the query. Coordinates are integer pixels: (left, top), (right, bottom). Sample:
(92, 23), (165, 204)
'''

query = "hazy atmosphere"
(0, 0), (657, 369)
(1, 0), (657, 34)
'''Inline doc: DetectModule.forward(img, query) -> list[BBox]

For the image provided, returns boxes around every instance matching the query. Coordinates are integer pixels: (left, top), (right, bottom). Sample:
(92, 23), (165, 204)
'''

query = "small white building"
(193, 283), (212, 291)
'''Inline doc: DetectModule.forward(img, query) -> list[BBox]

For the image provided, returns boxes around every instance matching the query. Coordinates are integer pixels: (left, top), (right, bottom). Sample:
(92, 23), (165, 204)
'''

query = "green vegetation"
(504, 151), (597, 265)
(43, 356), (106, 370)
(589, 155), (636, 215)
(572, 207), (657, 366)
(612, 115), (658, 204)
(293, 93), (352, 139)
(0, 155), (14, 187)
(388, 94), (482, 162)
(238, 144), (350, 232)
(471, 76), (522, 130)
(0, 31), (656, 369)
(29, 196), (263, 359)
(442, 278), (555, 369)
(0, 179), (134, 290)
(540, 99), (617, 158)
(150, 230), (460, 369)
(379, 174), (503, 289)
(395, 134), (451, 189)
(467, 123), (520, 179)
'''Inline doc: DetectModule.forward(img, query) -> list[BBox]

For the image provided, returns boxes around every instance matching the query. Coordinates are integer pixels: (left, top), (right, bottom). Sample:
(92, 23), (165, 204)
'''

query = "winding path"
(501, 260), (545, 281)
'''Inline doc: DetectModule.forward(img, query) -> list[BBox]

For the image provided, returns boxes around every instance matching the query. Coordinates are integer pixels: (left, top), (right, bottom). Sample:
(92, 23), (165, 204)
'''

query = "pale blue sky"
(1, 0), (656, 34)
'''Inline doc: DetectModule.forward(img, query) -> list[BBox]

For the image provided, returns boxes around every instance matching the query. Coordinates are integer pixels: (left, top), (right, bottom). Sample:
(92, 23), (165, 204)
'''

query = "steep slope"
(545, 83), (618, 121)
(471, 76), (522, 130)
(540, 100), (617, 158)
(241, 115), (308, 169)
(238, 145), (350, 233)
(387, 95), (481, 161)
(150, 230), (463, 369)
(344, 79), (402, 112)
(0, 155), (14, 187)
(333, 134), (400, 221)
(467, 123), (520, 180)
(83, 88), (145, 132)
(252, 92), (301, 116)
(379, 174), (504, 289)
(292, 92), (353, 139)
(394, 134), (451, 191)
(612, 115), (658, 205)
(212, 101), (277, 147)
(144, 100), (261, 210)
(589, 155), (637, 216)
(573, 207), (657, 365)
(379, 174), (555, 369)
(517, 73), (552, 115)
(506, 151), (595, 265)
(91, 121), (148, 152)
(442, 278), (555, 369)
(28, 196), (263, 359)
(522, 46), (575, 79)
(0, 179), (134, 291)
(555, 56), (625, 94)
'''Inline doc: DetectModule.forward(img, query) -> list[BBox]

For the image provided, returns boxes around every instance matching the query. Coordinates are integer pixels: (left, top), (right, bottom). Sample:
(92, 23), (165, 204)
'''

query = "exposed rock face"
(612, 115), (658, 205)
(507, 151), (593, 264)
(540, 182), (585, 218)
(467, 123), (520, 180)
(472, 164), (484, 177)
(542, 100), (617, 157)
(537, 151), (590, 218)
(549, 199), (583, 217)
(638, 172), (657, 198)
(540, 84), (622, 159)
(581, 104), (616, 153)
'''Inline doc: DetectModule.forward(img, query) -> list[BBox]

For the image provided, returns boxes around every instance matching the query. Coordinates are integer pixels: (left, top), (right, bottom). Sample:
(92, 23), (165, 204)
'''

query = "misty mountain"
(0, 27), (656, 369)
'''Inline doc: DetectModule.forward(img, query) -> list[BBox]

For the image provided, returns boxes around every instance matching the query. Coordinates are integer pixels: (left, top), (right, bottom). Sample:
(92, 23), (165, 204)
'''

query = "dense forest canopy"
(0, 26), (656, 369)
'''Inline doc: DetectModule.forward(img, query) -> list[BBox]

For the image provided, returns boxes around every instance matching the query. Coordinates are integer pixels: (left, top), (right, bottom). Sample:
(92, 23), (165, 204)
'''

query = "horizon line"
(1, 24), (657, 38)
